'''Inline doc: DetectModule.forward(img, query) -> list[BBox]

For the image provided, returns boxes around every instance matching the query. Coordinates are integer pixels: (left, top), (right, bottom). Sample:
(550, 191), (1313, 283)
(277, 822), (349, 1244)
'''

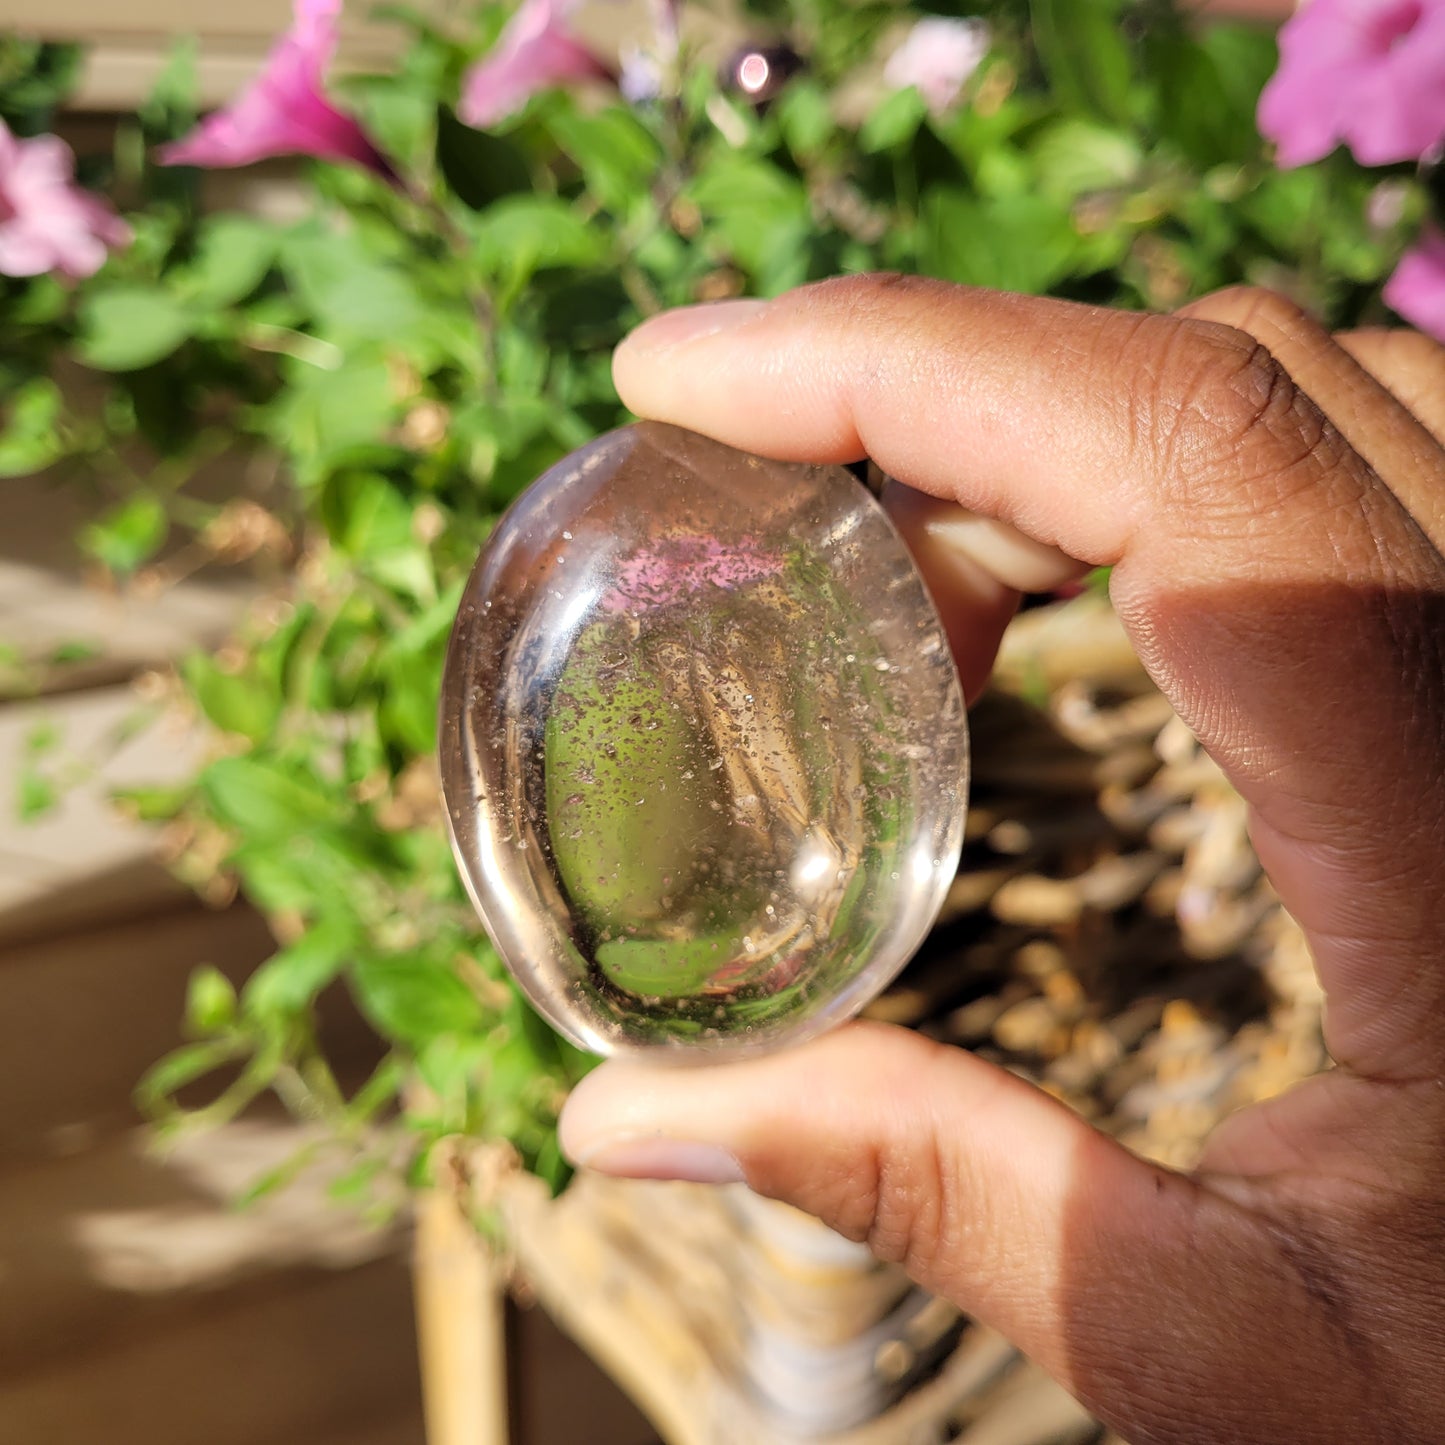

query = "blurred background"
(1, 0), (1437, 1442)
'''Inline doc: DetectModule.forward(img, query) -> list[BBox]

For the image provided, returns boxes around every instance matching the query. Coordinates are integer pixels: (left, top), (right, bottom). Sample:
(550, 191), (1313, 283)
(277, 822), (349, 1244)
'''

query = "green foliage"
(0, 36), (83, 134)
(0, 0), (1422, 1206)
(1030, 0), (1135, 126)
(79, 494), (170, 573)
(78, 285), (200, 371)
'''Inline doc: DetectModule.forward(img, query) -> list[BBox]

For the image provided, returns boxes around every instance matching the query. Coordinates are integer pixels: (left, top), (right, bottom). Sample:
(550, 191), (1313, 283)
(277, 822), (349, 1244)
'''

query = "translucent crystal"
(439, 423), (968, 1056)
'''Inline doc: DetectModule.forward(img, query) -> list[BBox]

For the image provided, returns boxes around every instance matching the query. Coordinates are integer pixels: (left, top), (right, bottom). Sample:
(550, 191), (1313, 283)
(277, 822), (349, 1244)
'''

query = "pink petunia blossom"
(0, 120), (130, 281)
(460, 0), (614, 130)
(882, 17), (990, 117)
(1383, 224), (1445, 340)
(1258, 0), (1445, 168)
(158, 0), (393, 177)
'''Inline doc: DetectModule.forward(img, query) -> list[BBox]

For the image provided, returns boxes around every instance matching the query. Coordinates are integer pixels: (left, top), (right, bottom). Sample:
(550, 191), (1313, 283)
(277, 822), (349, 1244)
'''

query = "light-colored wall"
(3, 0), (450, 108)
(5, 0), (1294, 110)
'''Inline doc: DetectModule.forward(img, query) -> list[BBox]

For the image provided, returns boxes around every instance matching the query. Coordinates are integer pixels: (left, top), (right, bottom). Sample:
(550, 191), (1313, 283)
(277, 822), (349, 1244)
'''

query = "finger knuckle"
(848, 1044), (985, 1284)
(1154, 317), (1343, 520)
(1198, 285), (1318, 347)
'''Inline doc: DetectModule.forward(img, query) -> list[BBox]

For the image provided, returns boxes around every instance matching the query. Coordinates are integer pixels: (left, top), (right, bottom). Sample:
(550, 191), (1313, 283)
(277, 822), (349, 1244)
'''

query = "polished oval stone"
(439, 422), (968, 1056)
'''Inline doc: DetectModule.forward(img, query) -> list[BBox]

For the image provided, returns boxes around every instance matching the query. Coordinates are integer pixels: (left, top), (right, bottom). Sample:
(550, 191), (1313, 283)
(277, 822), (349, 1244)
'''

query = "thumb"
(559, 1023), (1167, 1353)
(558, 1022), (1355, 1438)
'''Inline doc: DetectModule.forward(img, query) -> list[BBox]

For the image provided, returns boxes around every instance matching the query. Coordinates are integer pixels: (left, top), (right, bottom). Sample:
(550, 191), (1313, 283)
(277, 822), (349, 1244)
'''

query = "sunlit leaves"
(79, 493), (169, 572)
(78, 286), (198, 371)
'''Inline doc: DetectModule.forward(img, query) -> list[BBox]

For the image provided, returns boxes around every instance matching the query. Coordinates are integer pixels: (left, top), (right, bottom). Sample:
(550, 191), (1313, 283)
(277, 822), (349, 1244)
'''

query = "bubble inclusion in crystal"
(438, 423), (968, 1056)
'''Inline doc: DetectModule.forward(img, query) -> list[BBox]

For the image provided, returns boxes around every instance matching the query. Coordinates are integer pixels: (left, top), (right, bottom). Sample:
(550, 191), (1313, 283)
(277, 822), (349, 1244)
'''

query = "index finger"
(613, 276), (1445, 1079)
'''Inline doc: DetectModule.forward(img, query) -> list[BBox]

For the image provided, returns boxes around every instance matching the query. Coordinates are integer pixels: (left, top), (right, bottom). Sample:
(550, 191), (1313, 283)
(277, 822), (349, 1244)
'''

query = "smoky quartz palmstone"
(439, 423), (968, 1057)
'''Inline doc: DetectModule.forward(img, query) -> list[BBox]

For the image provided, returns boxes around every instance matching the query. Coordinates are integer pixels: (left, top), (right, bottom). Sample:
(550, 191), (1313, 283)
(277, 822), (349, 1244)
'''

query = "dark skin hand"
(559, 277), (1445, 1444)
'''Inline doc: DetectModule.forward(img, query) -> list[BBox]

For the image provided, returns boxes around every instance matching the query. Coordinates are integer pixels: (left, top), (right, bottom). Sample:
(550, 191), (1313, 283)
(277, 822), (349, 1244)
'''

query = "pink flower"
(0, 121), (129, 281)
(1258, 0), (1445, 167)
(158, 0), (393, 177)
(883, 17), (990, 117)
(460, 0), (614, 129)
(1384, 225), (1445, 341)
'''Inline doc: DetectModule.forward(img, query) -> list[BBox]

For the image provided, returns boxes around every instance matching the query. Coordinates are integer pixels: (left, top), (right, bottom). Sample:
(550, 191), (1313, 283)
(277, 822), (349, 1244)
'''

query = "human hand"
(559, 278), (1445, 1444)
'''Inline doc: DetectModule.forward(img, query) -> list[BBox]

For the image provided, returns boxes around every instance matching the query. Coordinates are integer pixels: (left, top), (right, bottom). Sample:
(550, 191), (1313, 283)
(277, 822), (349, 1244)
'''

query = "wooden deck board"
(1, 1258), (424, 1445)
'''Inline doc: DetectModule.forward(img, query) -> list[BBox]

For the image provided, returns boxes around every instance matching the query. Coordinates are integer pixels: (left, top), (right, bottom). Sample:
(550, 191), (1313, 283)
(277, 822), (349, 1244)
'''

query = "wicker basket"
(420, 594), (1326, 1445)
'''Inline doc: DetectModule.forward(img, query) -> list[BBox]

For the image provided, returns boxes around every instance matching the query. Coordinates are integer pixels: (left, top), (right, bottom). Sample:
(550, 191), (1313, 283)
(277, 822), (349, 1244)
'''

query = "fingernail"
(622, 298), (769, 355)
(574, 1136), (745, 1186)
(924, 510), (1081, 595)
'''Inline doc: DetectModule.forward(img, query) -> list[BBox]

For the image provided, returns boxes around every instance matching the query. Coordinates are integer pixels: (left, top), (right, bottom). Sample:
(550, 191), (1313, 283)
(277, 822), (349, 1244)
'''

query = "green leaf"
(920, 189), (1081, 294)
(687, 154), (811, 290)
(327, 1155), (390, 1208)
(351, 952), (485, 1047)
(0, 641), (31, 694)
(186, 965), (237, 1034)
(1239, 167), (1325, 254)
(271, 352), (396, 464)
(1195, 24), (1281, 139)
(0, 38), (84, 130)
(320, 470), (413, 557)
(859, 85), (927, 154)
(388, 576), (466, 655)
(378, 648), (440, 754)
(473, 196), (608, 293)
(1031, 119), (1143, 202)
(230, 846), (327, 914)
(79, 493), (169, 573)
(415, 1033), (490, 1100)
(183, 215), (278, 308)
(545, 102), (662, 214)
(18, 768), (56, 821)
(136, 1038), (240, 1111)
(140, 35), (200, 142)
(243, 917), (357, 1018)
(777, 81), (834, 160)
(48, 639), (102, 666)
(9, 273), (69, 326)
(1142, 24), (1273, 170)
(280, 229), (425, 346)
(484, 1023), (551, 1105)
(0, 378), (64, 478)
(78, 286), (197, 371)
(201, 755), (337, 840)
(367, 544), (436, 604)
(233, 1141), (323, 1208)
(112, 782), (191, 821)
(344, 1053), (407, 1125)
(436, 104), (532, 208)
(24, 720), (61, 756)
(1030, 0), (1135, 126)
(184, 652), (282, 743)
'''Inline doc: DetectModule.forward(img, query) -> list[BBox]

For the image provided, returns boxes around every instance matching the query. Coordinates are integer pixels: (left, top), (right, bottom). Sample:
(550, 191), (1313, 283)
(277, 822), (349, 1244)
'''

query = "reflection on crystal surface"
(439, 423), (968, 1055)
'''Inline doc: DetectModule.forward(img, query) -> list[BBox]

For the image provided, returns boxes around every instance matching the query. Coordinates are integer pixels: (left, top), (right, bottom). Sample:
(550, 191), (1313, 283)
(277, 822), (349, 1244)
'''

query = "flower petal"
(0, 118), (129, 280)
(1383, 226), (1445, 342)
(157, 0), (393, 177)
(460, 0), (614, 129)
(1260, 0), (1445, 167)
(1342, 7), (1445, 164)
(883, 17), (990, 118)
